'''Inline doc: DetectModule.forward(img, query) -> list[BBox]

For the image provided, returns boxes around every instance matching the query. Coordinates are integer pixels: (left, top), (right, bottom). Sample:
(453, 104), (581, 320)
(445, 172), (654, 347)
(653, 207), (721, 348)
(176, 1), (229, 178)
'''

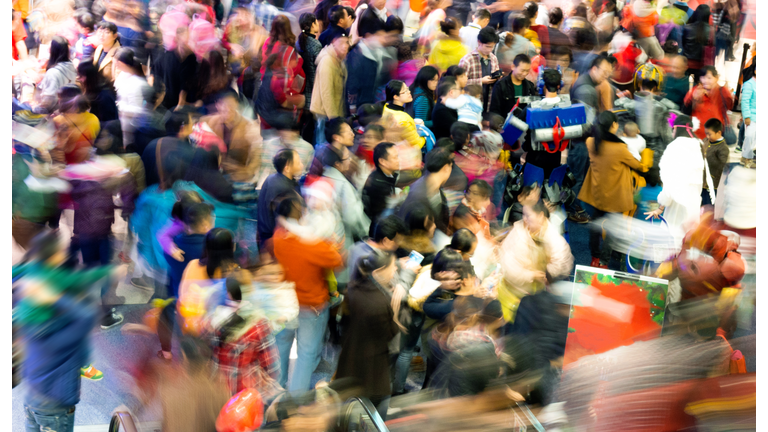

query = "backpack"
(189, 13), (220, 61)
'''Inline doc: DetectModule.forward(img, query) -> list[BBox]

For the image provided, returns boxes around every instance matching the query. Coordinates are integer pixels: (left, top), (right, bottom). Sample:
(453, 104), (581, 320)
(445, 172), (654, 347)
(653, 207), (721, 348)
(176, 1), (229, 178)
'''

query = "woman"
(198, 50), (231, 110)
(77, 61), (118, 124)
(578, 111), (648, 269)
(92, 21), (122, 87)
(444, 65), (468, 91)
(181, 228), (243, 283)
(682, 5), (712, 81)
(498, 200), (573, 322)
(296, 13), (322, 110)
(740, 61), (756, 159)
(683, 66), (733, 140)
(260, 16), (298, 76)
(409, 66), (439, 129)
(114, 48), (150, 148)
(35, 36), (77, 113)
(222, 8), (266, 80)
(313, 0), (340, 32)
(428, 17), (469, 73)
(335, 251), (402, 420)
(398, 204), (438, 264)
(52, 89), (100, 165)
(382, 80), (426, 149)
(184, 147), (235, 204)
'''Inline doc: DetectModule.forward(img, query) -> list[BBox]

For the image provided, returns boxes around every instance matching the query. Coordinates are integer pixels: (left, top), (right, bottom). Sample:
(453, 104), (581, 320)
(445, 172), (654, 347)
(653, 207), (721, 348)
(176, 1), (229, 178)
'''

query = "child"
(356, 123), (385, 169)
(621, 121), (647, 161)
(457, 112), (506, 185)
(444, 84), (484, 132)
(634, 168), (663, 220)
(702, 118), (730, 206)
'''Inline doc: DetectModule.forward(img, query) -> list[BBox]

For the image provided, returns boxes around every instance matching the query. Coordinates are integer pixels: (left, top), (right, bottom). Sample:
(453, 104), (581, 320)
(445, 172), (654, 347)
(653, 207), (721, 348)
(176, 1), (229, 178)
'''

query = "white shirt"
(459, 23), (482, 52)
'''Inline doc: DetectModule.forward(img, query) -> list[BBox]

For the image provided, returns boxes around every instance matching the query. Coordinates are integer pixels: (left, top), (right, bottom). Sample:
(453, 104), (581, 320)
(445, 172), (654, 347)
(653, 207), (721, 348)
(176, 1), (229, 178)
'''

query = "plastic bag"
(215, 388), (264, 432)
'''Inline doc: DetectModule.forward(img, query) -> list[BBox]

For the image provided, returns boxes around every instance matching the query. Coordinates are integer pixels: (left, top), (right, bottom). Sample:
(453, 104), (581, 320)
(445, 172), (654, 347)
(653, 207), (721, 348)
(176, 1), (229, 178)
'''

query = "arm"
(544, 229), (574, 279)
(444, 94), (466, 110)
(401, 117), (426, 148)
(339, 183), (371, 241)
(158, 219), (185, 256)
(741, 81), (754, 121)
(423, 288), (454, 320)
(15, 40), (28, 60)
(621, 146), (649, 172)
(306, 240), (344, 270)
(413, 95), (433, 128)
(683, 87), (695, 107)
(459, 56), (482, 87)
(721, 86), (734, 111)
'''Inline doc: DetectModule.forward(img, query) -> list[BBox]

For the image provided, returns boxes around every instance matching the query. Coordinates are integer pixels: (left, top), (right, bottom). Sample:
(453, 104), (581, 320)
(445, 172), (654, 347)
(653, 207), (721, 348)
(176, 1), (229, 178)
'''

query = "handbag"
(719, 87), (737, 145)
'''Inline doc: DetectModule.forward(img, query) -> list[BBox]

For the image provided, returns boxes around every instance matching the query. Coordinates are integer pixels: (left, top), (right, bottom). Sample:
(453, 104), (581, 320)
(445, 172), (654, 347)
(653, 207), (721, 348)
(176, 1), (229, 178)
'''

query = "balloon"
(216, 388), (265, 432)
(410, 0), (425, 13)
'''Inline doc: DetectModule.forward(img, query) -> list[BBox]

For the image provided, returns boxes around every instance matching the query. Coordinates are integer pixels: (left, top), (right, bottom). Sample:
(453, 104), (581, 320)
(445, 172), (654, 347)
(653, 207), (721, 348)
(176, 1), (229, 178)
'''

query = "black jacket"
(362, 168), (398, 227)
(399, 174), (450, 234)
(256, 173), (301, 245)
(489, 74), (537, 119)
(431, 101), (459, 140)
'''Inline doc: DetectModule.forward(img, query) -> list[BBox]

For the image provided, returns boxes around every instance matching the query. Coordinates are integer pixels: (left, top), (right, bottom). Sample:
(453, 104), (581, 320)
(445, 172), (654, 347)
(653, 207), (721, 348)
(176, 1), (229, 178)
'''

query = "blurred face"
(425, 216), (437, 238)
(336, 123), (355, 146)
(513, 61), (531, 82)
(701, 71), (717, 90)
(671, 57), (687, 78)
(379, 146), (399, 172)
(337, 147), (352, 172)
(465, 184), (490, 210)
(462, 241), (478, 261)
(372, 0), (387, 10)
(255, 263), (286, 283)
(99, 28), (118, 45)
(456, 73), (468, 88)
(363, 130), (383, 150)
(590, 60), (612, 84)
(428, 75), (439, 91)
(522, 205), (546, 234)
(332, 36), (350, 59)
(310, 20), (320, 35)
(216, 96), (239, 122)
(372, 258), (397, 286)
(445, 85), (460, 100)
(705, 128), (722, 142)
(553, 54), (570, 71)
(290, 150), (304, 177)
(395, 84), (413, 104)
(477, 42), (496, 57)
(380, 233), (403, 252)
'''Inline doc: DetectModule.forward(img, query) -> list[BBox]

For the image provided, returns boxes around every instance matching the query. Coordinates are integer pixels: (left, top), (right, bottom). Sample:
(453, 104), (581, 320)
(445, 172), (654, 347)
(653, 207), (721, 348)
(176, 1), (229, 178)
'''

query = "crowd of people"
(11, 0), (756, 430)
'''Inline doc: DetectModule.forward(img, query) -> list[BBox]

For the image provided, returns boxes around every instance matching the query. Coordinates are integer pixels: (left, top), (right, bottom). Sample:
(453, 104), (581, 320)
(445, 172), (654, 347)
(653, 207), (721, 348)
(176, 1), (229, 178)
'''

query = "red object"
(409, 0), (425, 13)
(12, 16), (27, 61)
(612, 41), (644, 85)
(215, 388), (265, 432)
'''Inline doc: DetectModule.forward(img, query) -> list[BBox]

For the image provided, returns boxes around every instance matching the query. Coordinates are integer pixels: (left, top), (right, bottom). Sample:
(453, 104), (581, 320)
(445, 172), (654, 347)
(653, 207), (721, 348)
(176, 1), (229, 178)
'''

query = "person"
(701, 118), (729, 207)
(431, 78), (461, 140)
(52, 91), (101, 165)
(159, 26), (199, 111)
(578, 111), (648, 268)
(141, 111), (197, 189)
(297, 13), (323, 112)
(446, 84), (483, 132)
(197, 51), (232, 111)
(622, 0), (663, 60)
(633, 168), (663, 220)
(489, 53), (535, 121)
(314, 0), (340, 32)
(444, 65), (469, 90)
(401, 147), (453, 235)
(256, 49), (306, 131)
(348, 214), (409, 271)
(257, 149), (303, 248)
(382, 80), (426, 149)
(35, 36), (77, 114)
(543, 7), (571, 60)
(460, 9), (491, 52)
(682, 5), (712, 82)
(684, 66), (734, 140)
(362, 142), (400, 229)
(571, 54), (612, 112)
(272, 196), (343, 393)
(74, 11), (97, 63)
(498, 200), (573, 322)
(662, 56), (689, 111)
(184, 148), (235, 204)
(336, 251), (402, 420)
(180, 228), (243, 284)
(459, 26), (500, 113)
(409, 66), (440, 129)
(620, 122), (646, 161)
(257, 115), (315, 186)
(76, 61), (119, 124)
(309, 117), (355, 177)
(318, 5), (350, 46)
(92, 21), (122, 86)
(428, 17), (469, 72)
(113, 48), (150, 148)
(452, 179), (493, 237)
(12, 7), (27, 61)
(740, 60), (756, 157)
(497, 16), (537, 73)
(310, 33), (350, 145)
(356, 123), (386, 168)
(346, 13), (389, 112)
(260, 15), (300, 77)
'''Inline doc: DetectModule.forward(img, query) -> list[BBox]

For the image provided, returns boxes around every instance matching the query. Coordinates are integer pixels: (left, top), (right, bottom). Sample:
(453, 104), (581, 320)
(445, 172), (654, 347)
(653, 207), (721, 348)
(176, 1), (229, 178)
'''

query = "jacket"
(93, 41), (121, 85)
(297, 35), (323, 107)
(684, 84), (734, 140)
(489, 74), (537, 119)
(431, 101), (458, 140)
(346, 40), (389, 109)
(318, 23), (348, 47)
(571, 72), (600, 111)
(199, 113), (263, 179)
(445, 94), (483, 126)
(578, 135), (648, 213)
(324, 166), (371, 253)
(310, 45), (348, 119)
(335, 275), (399, 396)
(163, 232), (206, 298)
(428, 38), (469, 72)
(88, 88), (119, 124)
(382, 103), (426, 148)
(37, 61), (77, 112)
(362, 168), (399, 226)
(70, 173), (137, 238)
(740, 78), (756, 122)
(702, 138), (729, 190)
(256, 173), (301, 244)
(400, 174), (450, 234)
(53, 112), (100, 165)
(411, 87), (434, 128)
(682, 22), (711, 63)
(623, 0), (659, 39)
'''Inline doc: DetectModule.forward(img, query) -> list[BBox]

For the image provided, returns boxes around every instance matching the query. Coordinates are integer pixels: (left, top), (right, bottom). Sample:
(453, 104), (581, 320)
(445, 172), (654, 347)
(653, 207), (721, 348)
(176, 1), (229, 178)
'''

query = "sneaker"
(101, 310), (124, 330)
(131, 277), (154, 290)
(567, 211), (591, 224)
(328, 292), (344, 309)
(81, 364), (104, 381)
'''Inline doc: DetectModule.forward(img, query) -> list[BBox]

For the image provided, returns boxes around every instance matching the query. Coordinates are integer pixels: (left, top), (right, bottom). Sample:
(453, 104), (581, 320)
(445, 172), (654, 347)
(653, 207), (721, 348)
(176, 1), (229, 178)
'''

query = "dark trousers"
(566, 139), (590, 212)
(70, 235), (112, 317)
(585, 207), (623, 270)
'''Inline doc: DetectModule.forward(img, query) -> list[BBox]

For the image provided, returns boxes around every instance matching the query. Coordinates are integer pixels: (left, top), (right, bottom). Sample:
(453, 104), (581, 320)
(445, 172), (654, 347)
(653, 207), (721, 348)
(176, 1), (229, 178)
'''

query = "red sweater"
(684, 84), (734, 139)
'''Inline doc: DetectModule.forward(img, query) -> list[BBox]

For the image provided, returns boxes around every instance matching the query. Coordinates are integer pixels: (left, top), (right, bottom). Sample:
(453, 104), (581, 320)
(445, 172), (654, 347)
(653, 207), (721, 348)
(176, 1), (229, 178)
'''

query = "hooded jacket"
(382, 103), (426, 148)
(36, 62), (78, 113)
(428, 38), (469, 72)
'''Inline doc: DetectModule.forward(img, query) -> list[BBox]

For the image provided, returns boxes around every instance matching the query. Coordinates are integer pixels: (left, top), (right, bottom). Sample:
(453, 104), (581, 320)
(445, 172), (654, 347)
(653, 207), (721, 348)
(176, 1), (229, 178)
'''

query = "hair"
(436, 77), (458, 100)
(325, 117), (350, 144)
(673, 114), (695, 138)
(663, 39), (679, 55)
(450, 122), (471, 152)
(297, 12), (318, 55)
(183, 202), (215, 230)
(592, 110), (618, 155)
(572, 26), (597, 51)
(483, 112), (504, 131)
(405, 204), (435, 233)
(275, 194), (304, 219)
(373, 141), (396, 171)
(97, 20), (118, 35)
(440, 16), (460, 35)
(477, 26), (499, 44)
(226, 275), (243, 302)
(551, 45), (573, 63)
(273, 148), (297, 174)
(474, 8), (491, 22)
(200, 51), (229, 98)
(372, 214), (408, 243)
(623, 121), (639, 137)
(527, 199), (550, 219)
(590, 54), (610, 71)
(450, 228), (478, 254)
(385, 80), (407, 103)
(410, 65), (439, 102)
(47, 36), (71, 71)
(171, 190), (204, 221)
(467, 179), (492, 198)
(705, 118), (723, 134)
(200, 228), (236, 279)
(116, 47), (144, 77)
(356, 250), (395, 278)
(268, 15), (296, 51)
(549, 7), (564, 26)
(166, 111), (191, 136)
(431, 247), (468, 279)
(445, 65), (466, 79)
(95, 120), (124, 155)
(743, 58), (756, 81)
(365, 123), (385, 139)
(75, 10), (95, 32)
(77, 61), (106, 97)
(313, 0), (339, 29)
(513, 53), (531, 67)
(639, 78), (658, 92)
(512, 16), (530, 34)
(701, 65), (718, 78)
(358, 7), (384, 39)
(465, 83), (482, 99)
(328, 5), (346, 25)
(542, 68), (562, 93)
(345, 6), (356, 22)
(524, 1), (538, 19)
(321, 145), (343, 167)
(426, 147), (453, 174)
(386, 15), (404, 34)
(644, 167), (661, 187)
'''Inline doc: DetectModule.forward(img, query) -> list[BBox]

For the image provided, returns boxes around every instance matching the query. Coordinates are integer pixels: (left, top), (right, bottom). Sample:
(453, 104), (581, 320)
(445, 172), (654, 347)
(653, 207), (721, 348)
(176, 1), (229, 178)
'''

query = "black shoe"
(567, 210), (591, 224)
(101, 310), (124, 329)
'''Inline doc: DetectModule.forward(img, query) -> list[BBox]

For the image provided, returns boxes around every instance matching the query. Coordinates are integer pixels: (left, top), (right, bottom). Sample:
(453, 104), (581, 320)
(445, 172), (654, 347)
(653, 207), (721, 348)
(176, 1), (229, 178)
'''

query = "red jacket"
(684, 84), (734, 139)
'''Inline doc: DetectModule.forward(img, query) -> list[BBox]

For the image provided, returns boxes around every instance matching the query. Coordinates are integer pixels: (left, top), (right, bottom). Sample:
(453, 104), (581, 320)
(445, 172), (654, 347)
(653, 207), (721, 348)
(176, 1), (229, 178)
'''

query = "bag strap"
(156, 138), (166, 190)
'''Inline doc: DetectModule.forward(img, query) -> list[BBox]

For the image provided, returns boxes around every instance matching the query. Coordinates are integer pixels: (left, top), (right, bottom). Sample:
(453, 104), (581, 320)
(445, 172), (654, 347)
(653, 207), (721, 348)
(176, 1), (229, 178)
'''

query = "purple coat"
(70, 175), (136, 238)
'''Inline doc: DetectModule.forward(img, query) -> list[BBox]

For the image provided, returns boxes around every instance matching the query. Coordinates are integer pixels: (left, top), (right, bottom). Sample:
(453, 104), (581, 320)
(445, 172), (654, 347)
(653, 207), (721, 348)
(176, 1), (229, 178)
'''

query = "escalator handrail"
(109, 411), (139, 432)
(339, 396), (389, 432)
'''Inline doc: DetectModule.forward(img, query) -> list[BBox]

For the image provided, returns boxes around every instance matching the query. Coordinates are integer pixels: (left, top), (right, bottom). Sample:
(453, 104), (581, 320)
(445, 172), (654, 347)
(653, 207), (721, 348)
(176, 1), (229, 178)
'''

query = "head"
(405, 205), (436, 239)
(450, 227), (478, 260)
(324, 145), (351, 173)
(200, 228), (236, 279)
(75, 10), (95, 35)
(425, 147), (454, 186)
(450, 122), (471, 152)
(588, 54), (612, 85)
(705, 118), (723, 142)
(328, 5), (349, 28)
(325, 117), (354, 147)
(357, 103), (384, 127)
(473, 8), (491, 28)
(274, 149), (303, 179)
(214, 91), (240, 123)
(482, 112), (504, 133)
(166, 112), (195, 138)
(464, 83), (482, 100)
(97, 21), (119, 46)
(330, 33), (350, 58)
(512, 54), (532, 82)
(551, 45), (573, 70)
(512, 15), (530, 35)
(440, 16), (461, 37)
(300, 12), (319, 36)
(386, 80), (412, 105)
(184, 202), (216, 234)
(542, 67), (561, 96)
(47, 36), (71, 70)
(77, 60), (105, 95)
(673, 114), (698, 139)
(275, 194), (305, 221)
(644, 167), (661, 187)
(59, 92), (90, 115)
(445, 65), (468, 89)
(358, 8), (385, 40)
(477, 27), (499, 57)
(115, 47), (142, 76)
(623, 121), (639, 138)
(549, 7), (564, 27)
(431, 247), (468, 280)
(700, 66), (719, 91)
(437, 78), (460, 101)
(522, 200), (549, 235)
(411, 66), (440, 98)
(523, 1), (538, 22)
(593, 110), (619, 154)
(171, 190), (204, 222)
(372, 214), (408, 251)
(373, 141), (399, 174)
(356, 251), (397, 287)
(691, 4), (711, 24)
(363, 123), (385, 149)
(94, 120), (123, 155)
(639, 78), (659, 94)
(465, 179), (492, 210)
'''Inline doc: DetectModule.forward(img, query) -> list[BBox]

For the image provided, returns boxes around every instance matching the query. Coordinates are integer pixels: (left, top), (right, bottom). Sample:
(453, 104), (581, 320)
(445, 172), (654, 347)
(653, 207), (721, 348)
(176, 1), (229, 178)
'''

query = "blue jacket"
(164, 233), (206, 298)
(22, 295), (97, 408)
(345, 44), (379, 109)
(741, 78), (756, 122)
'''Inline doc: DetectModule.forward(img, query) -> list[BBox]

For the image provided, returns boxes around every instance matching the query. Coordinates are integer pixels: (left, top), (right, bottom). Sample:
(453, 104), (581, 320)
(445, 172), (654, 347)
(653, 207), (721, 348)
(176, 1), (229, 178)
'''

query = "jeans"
(24, 405), (75, 432)
(315, 115), (328, 147)
(275, 304), (329, 393)
(70, 235), (112, 317)
(392, 312), (424, 394)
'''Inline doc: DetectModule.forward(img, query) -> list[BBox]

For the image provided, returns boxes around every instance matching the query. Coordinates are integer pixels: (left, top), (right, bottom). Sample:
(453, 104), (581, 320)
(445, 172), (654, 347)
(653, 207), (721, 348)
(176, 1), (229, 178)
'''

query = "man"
(141, 111), (197, 188)
(257, 149), (303, 248)
(369, 0), (390, 23)
(459, 26), (501, 113)
(309, 117), (355, 177)
(318, 5), (350, 47)
(199, 90), (263, 182)
(400, 147), (454, 235)
(346, 12), (389, 113)
(348, 214), (408, 270)
(489, 54), (535, 120)
(497, 16), (537, 73)
(159, 26), (199, 111)
(362, 142), (399, 229)
(311, 33), (349, 146)
(544, 7), (572, 60)
(432, 80), (461, 140)
(272, 196), (343, 393)
(257, 114), (314, 188)
(460, 9), (491, 52)
(662, 55), (689, 111)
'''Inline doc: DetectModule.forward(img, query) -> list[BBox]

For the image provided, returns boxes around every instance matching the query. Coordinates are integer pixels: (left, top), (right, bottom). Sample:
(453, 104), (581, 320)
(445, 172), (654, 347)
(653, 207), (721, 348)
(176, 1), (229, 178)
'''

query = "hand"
(532, 271), (547, 285)
(414, 118), (424, 126)
(745, 118), (751, 126)
(399, 257), (422, 273)
(644, 208), (663, 220)
(481, 75), (499, 85)
(23, 280), (63, 305)
(169, 244), (185, 261)
(435, 271), (461, 291)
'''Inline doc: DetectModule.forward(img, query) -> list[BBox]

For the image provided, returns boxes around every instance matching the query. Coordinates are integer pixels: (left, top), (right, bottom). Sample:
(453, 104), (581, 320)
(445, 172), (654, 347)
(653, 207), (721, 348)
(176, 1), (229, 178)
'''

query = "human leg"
(393, 312), (424, 394)
(288, 306), (329, 393)
(275, 325), (297, 389)
(24, 405), (76, 432)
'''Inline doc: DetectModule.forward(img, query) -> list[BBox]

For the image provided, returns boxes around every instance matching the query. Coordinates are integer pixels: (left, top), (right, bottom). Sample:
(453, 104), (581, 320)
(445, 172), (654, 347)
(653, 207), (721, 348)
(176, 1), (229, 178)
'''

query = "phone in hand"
(490, 70), (503, 80)
(407, 251), (424, 266)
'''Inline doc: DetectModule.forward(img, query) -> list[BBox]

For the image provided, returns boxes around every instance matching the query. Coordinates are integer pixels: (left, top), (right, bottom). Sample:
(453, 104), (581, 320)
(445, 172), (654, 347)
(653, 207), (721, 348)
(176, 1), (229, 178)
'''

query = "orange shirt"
(273, 227), (343, 308)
